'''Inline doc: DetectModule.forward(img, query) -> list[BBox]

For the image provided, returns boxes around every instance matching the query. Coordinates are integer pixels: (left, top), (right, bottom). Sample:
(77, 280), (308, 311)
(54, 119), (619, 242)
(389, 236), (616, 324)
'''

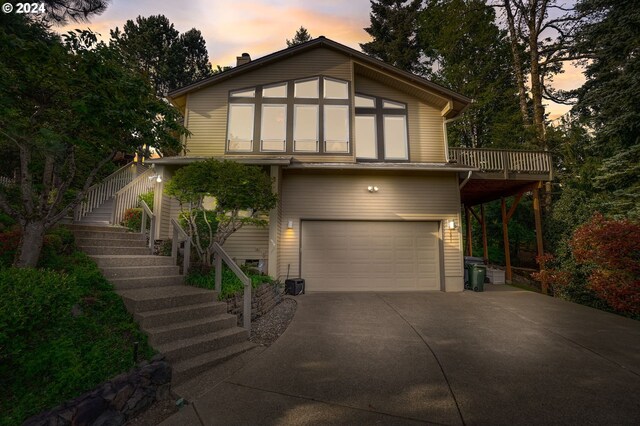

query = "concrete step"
(83, 213), (112, 220)
(77, 237), (147, 247)
(81, 246), (151, 256)
(66, 224), (127, 232)
(172, 340), (256, 384)
(109, 275), (183, 290)
(157, 327), (249, 364)
(118, 286), (217, 313)
(147, 314), (237, 346)
(101, 265), (180, 279)
(72, 230), (144, 240)
(135, 302), (227, 328)
(91, 255), (174, 268)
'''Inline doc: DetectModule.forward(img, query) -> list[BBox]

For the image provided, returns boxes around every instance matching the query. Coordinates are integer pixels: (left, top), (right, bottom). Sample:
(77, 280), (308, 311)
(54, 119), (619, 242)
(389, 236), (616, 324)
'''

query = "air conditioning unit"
(285, 278), (305, 296)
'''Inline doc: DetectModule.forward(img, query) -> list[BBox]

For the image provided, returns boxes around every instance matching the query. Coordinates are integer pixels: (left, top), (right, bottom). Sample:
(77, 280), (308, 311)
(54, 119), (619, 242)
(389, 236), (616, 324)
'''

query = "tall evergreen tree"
(286, 26), (312, 47)
(360, 0), (423, 73)
(570, 0), (640, 218)
(419, 0), (525, 148)
(110, 15), (213, 96)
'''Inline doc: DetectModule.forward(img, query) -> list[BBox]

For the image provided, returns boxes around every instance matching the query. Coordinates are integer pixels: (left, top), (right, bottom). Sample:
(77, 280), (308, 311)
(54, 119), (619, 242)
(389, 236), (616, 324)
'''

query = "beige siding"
(222, 225), (269, 263)
(279, 171), (463, 290)
(185, 47), (352, 159)
(354, 76), (445, 163)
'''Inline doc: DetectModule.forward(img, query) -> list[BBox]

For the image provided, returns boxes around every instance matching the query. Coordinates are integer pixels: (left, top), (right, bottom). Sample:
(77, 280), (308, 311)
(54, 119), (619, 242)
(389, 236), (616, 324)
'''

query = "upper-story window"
(354, 93), (408, 161)
(226, 76), (351, 155)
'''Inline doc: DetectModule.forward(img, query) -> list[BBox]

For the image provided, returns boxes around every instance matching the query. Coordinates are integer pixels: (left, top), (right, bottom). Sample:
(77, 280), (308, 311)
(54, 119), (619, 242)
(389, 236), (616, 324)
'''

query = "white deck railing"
(449, 148), (552, 176)
(111, 167), (156, 225)
(74, 162), (143, 222)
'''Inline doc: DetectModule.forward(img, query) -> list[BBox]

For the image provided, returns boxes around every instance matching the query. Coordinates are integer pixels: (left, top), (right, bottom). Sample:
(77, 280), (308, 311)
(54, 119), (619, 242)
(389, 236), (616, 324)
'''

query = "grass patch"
(186, 265), (275, 300)
(0, 229), (154, 425)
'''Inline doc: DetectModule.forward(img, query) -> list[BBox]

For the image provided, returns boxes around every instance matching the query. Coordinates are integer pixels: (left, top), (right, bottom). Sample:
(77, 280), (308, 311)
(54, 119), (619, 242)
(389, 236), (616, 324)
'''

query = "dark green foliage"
(0, 250), (153, 425)
(286, 26), (312, 47)
(165, 159), (277, 268)
(110, 15), (213, 96)
(419, 0), (527, 148)
(186, 266), (274, 300)
(360, 0), (423, 73)
(138, 191), (154, 211)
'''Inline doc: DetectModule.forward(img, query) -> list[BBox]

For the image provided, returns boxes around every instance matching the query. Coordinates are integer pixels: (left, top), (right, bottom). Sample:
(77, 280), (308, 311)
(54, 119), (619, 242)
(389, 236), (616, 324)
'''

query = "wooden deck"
(449, 148), (553, 205)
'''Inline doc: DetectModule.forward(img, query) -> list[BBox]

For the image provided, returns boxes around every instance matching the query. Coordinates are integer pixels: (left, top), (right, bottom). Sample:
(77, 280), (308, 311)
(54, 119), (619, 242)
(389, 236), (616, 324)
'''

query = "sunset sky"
(58, 0), (584, 119)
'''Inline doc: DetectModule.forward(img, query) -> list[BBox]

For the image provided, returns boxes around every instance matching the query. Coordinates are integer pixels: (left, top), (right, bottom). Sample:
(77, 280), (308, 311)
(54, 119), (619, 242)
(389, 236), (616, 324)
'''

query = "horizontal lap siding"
(185, 48), (352, 160)
(354, 76), (445, 163)
(279, 172), (463, 283)
(222, 225), (269, 263)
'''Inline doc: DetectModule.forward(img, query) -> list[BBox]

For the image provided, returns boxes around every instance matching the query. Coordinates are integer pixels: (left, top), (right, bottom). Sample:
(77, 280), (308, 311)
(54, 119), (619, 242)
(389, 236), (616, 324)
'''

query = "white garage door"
(301, 221), (440, 291)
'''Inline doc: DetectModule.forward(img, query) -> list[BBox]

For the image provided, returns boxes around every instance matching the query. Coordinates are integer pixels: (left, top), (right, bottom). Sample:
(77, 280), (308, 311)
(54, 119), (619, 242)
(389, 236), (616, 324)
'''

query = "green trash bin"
(468, 264), (486, 292)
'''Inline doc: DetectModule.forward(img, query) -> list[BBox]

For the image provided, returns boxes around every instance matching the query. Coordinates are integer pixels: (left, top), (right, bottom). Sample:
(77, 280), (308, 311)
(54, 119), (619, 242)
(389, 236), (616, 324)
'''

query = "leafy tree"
(165, 160), (277, 269)
(0, 15), (187, 267)
(110, 15), (213, 96)
(419, 0), (526, 148)
(360, 0), (423, 73)
(25, 0), (111, 24)
(286, 26), (312, 47)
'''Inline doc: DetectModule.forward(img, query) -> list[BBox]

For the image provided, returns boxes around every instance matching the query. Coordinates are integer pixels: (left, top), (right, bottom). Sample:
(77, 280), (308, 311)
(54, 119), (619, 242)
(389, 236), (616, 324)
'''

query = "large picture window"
(261, 105), (287, 152)
(227, 76), (350, 155)
(324, 105), (349, 152)
(355, 94), (409, 161)
(227, 104), (254, 152)
(294, 105), (319, 152)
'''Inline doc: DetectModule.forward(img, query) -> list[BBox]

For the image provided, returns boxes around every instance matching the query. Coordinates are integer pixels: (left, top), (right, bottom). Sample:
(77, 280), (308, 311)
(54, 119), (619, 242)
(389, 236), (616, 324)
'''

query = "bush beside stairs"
(68, 224), (256, 384)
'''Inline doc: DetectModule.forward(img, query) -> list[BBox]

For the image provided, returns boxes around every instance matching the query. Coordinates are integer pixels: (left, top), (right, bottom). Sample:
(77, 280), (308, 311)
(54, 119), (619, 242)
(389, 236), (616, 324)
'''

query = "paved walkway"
(161, 286), (640, 425)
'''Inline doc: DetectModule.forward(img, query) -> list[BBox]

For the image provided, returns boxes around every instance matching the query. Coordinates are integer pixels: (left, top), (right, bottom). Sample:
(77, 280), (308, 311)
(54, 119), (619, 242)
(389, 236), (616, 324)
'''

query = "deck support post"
(480, 204), (488, 263)
(533, 182), (547, 294)
(501, 197), (512, 283)
(465, 206), (472, 257)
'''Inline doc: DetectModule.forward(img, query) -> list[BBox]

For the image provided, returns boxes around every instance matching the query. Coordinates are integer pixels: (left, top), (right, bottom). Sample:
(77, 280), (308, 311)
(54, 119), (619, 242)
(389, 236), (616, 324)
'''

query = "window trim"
(354, 114), (378, 160)
(382, 114), (409, 160)
(323, 77), (349, 100)
(294, 77), (320, 99)
(262, 82), (288, 99)
(293, 104), (319, 152)
(323, 104), (350, 153)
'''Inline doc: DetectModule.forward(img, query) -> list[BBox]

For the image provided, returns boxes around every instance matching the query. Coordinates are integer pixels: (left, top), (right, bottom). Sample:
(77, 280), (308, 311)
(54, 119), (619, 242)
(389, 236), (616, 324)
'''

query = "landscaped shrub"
(0, 228), (20, 267)
(0, 250), (154, 425)
(570, 213), (640, 316)
(139, 191), (154, 210)
(122, 207), (142, 231)
(0, 226), (75, 267)
(186, 264), (274, 300)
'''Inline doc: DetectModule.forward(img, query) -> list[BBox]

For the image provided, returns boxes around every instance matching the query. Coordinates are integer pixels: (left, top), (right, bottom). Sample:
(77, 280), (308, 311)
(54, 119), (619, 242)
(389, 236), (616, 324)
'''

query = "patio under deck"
(449, 148), (554, 290)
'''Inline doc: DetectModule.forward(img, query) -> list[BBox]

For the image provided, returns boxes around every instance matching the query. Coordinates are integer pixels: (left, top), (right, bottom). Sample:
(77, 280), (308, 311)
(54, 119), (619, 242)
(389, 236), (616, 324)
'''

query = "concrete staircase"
(69, 224), (255, 384)
(77, 197), (115, 226)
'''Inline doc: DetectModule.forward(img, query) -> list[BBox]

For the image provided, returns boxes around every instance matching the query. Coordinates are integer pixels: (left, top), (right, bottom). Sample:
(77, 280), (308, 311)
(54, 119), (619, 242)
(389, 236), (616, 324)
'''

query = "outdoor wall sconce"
(367, 186), (379, 193)
(447, 219), (458, 230)
(287, 220), (294, 229)
(148, 174), (162, 183)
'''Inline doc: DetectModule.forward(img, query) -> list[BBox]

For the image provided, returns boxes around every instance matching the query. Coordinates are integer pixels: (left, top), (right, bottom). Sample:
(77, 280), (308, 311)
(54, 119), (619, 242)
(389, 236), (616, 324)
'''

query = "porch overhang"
(146, 156), (293, 166)
(285, 162), (477, 173)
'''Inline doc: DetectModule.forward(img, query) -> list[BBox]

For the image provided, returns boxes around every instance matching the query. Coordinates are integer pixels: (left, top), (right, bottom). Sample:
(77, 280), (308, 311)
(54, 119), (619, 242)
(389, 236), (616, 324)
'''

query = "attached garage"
(301, 220), (441, 291)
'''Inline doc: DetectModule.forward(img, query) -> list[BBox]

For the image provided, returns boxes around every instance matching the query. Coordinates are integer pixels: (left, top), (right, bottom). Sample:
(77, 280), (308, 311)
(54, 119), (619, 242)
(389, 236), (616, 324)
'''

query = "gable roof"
(167, 36), (472, 119)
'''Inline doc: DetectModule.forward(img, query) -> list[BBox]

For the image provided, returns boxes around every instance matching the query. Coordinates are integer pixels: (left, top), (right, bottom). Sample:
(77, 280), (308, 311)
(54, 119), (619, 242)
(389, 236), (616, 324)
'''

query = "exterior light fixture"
(287, 220), (294, 229)
(447, 219), (457, 230)
(149, 174), (163, 183)
(367, 186), (379, 193)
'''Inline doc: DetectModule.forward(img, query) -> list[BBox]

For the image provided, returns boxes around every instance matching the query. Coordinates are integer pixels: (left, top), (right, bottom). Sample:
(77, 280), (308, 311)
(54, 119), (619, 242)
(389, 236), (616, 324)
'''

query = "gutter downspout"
(459, 171), (472, 189)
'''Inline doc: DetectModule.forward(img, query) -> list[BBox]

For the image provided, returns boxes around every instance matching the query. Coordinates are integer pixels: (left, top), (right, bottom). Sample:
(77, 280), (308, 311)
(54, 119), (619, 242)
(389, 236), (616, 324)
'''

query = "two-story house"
(148, 37), (476, 293)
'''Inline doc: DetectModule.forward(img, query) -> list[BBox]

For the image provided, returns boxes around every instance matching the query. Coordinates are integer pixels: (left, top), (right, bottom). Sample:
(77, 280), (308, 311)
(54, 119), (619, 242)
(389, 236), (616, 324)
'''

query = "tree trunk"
(504, 0), (531, 126)
(529, 28), (546, 147)
(15, 220), (46, 268)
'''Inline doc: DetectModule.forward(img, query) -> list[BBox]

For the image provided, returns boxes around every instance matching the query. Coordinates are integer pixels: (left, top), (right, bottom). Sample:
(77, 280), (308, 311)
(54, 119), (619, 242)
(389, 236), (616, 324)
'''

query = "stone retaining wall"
(24, 355), (171, 426)
(225, 283), (282, 326)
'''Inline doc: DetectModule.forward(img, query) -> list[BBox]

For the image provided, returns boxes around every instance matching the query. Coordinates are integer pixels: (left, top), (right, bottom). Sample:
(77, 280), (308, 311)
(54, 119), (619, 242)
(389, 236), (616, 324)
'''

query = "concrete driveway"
(163, 286), (640, 425)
